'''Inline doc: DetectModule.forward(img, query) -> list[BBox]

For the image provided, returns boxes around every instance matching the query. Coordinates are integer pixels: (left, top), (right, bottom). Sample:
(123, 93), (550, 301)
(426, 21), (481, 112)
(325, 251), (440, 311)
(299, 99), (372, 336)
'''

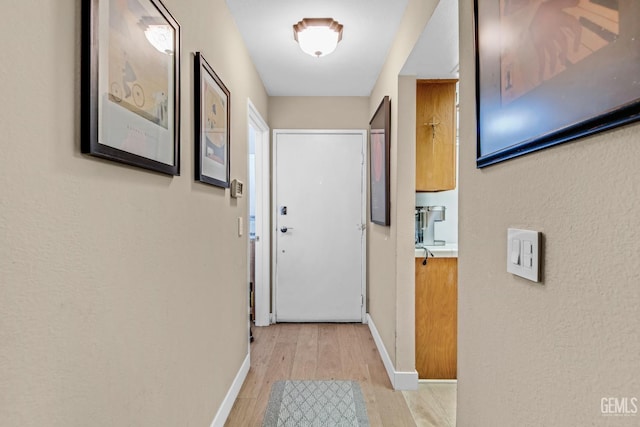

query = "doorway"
(247, 100), (270, 327)
(272, 130), (367, 323)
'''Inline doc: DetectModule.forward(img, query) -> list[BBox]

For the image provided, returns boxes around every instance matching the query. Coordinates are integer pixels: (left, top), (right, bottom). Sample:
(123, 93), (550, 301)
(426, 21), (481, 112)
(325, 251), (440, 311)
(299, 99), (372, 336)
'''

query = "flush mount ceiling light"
(139, 17), (174, 54)
(144, 24), (174, 54)
(293, 18), (343, 58)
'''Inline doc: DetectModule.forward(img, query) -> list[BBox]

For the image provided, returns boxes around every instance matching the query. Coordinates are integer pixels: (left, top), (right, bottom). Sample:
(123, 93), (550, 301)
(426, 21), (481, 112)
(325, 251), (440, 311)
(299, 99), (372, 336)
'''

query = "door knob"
(280, 226), (294, 233)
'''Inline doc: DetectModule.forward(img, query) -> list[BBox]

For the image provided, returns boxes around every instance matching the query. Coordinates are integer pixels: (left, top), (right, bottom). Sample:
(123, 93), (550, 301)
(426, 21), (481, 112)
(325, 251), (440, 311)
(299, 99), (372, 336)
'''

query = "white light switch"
(238, 217), (243, 237)
(510, 239), (521, 265)
(507, 228), (541, 282)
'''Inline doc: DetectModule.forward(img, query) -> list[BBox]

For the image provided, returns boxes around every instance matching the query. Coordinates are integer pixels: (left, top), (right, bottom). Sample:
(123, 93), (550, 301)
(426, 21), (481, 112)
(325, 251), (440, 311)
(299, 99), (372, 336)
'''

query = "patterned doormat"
(262, 380), (370, 426)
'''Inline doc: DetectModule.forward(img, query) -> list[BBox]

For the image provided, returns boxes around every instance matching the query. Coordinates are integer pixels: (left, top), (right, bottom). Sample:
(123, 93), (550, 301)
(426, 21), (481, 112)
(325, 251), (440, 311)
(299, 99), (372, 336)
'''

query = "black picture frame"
(475, 0), (640, 168)
(369, 96), (391, 226)
(81, 0), (181, 175)
(194, 52), (231, 188)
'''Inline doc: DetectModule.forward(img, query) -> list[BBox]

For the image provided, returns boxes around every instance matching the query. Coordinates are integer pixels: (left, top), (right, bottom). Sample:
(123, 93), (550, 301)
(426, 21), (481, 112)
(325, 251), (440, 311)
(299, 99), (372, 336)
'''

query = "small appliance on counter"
(415, 205), (446, 246)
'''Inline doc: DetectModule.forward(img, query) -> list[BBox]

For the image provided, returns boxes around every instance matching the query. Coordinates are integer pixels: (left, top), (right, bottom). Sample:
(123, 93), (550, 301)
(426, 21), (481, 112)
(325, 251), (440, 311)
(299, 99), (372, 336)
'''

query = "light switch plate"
(507, 228), (541, 282)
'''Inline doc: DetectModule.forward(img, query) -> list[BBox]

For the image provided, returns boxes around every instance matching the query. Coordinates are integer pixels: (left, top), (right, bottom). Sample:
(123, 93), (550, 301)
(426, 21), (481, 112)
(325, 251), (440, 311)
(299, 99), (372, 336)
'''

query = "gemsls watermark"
(601, 397), (638, 416)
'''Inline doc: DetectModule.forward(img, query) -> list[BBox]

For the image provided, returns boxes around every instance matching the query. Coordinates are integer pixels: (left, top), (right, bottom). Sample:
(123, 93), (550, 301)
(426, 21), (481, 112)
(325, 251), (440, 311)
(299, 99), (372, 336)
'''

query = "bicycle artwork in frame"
(82, 0), (181, 175)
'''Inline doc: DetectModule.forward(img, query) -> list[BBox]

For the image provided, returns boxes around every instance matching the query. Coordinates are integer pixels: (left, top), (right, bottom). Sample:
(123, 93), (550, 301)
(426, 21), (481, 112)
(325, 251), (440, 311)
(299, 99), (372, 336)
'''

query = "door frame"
(271, 129), (368, 323)
(247, 100), (270, 327)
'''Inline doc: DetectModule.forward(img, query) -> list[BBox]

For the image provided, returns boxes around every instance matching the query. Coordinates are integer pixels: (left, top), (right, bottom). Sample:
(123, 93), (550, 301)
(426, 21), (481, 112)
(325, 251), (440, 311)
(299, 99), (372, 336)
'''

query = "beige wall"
(0, 0), (267, 425)
(458, 0), (640, 425)
(395, 75), (418, 371)
(269, 96), (369, 129)
(368, 0), (438, 372)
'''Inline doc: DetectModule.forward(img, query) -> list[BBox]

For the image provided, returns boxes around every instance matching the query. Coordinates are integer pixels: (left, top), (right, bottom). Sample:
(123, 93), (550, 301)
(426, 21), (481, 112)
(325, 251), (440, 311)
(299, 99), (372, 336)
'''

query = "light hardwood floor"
(403, 383), (457, 427)
(225, 323), (417, 426)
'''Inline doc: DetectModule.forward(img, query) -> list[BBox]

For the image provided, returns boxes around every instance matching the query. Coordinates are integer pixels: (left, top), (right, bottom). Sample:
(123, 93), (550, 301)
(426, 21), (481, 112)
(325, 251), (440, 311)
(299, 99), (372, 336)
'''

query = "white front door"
(273, 130), (366, 322)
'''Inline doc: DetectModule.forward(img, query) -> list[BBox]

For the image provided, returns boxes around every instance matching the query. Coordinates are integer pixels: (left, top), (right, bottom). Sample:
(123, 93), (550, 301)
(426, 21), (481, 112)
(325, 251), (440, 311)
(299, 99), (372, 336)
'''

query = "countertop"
(415, 243), (458, 258)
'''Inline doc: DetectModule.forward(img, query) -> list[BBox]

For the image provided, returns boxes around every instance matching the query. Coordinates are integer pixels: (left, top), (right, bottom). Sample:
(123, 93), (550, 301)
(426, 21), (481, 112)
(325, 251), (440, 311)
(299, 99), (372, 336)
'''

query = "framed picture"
(194, 52), (230, 188)
(81, 0), (180, 175)
(369, 96), (391, 226)
(475, 0), (640, 168)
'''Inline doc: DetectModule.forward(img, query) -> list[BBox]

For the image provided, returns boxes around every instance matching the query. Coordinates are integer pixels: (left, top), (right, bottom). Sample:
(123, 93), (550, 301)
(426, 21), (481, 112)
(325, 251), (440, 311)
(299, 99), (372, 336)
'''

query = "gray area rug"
(262, 380), (370, 427)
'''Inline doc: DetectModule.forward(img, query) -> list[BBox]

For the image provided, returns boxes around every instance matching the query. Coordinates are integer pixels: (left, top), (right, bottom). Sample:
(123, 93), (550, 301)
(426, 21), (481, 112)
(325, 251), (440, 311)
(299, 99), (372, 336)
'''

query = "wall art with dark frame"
(194, 52), (231, 188)
(475, 0), (640, 168)
(81, 0), (181, 175)
(369, 96), (391, 226)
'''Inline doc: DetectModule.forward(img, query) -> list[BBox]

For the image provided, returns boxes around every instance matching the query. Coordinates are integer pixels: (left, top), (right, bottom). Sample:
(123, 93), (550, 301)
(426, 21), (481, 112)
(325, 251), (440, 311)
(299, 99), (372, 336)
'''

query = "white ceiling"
(226, 0), (458, 97)
(401, 0), (459, 79)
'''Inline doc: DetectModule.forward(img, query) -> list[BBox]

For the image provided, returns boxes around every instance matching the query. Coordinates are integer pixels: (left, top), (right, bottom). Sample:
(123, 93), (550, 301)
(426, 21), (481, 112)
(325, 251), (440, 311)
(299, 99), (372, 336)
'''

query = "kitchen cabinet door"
(415, 257), (457, 379)
(416, 80), (457, 192)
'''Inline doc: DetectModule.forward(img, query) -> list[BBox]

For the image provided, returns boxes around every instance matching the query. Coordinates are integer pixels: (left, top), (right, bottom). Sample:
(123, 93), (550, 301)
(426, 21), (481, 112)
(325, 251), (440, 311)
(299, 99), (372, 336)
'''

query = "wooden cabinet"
(416, 80), (457, 192)
(415, 257), (457, 379)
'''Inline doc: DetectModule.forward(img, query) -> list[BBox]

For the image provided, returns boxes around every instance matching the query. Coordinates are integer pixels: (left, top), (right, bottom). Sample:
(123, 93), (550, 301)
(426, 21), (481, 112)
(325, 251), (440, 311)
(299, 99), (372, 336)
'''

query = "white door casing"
(248, 100), (270, 327)
(273, 130), (367, 323)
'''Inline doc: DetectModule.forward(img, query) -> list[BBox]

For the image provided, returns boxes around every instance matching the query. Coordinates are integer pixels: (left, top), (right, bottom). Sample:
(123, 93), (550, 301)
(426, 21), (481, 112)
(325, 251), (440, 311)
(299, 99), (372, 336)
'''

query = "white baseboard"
(366, 314), (394, 386)
(366, 314), (418, 391)
(210, 353), (250, 427)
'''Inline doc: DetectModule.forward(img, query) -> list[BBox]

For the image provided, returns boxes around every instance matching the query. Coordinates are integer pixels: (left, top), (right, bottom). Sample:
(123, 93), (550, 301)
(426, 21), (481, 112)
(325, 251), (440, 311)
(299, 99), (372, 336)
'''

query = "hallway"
(225, 323), (417, 426)
(3, 1), (639, 425)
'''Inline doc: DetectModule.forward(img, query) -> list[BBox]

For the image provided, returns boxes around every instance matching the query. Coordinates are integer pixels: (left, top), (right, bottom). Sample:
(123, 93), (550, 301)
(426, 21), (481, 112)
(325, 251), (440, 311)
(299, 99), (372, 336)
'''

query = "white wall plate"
(507, 228), (541, 282)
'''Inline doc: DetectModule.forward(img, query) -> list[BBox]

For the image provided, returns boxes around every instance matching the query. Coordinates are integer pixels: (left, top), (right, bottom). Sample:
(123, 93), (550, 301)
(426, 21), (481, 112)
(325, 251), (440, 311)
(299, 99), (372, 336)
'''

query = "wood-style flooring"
(224, 323), (417, 426)
(403, 383), (457, 427)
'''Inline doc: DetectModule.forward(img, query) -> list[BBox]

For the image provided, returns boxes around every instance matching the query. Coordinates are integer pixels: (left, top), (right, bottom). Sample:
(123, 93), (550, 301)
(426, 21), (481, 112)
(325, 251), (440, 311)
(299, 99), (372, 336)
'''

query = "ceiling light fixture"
(293, 18), (343, 58)
(144, 24), (174, 54)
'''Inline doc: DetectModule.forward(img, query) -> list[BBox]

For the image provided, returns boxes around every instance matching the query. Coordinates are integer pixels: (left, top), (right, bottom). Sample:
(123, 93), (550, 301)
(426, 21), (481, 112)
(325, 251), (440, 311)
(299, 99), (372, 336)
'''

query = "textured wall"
(0, 0), (267, 425)
(368, 0), (438, 372)
(458, 0), (640, 425)
(268, 96), (369, 129)
(395, 75), (418, 372)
